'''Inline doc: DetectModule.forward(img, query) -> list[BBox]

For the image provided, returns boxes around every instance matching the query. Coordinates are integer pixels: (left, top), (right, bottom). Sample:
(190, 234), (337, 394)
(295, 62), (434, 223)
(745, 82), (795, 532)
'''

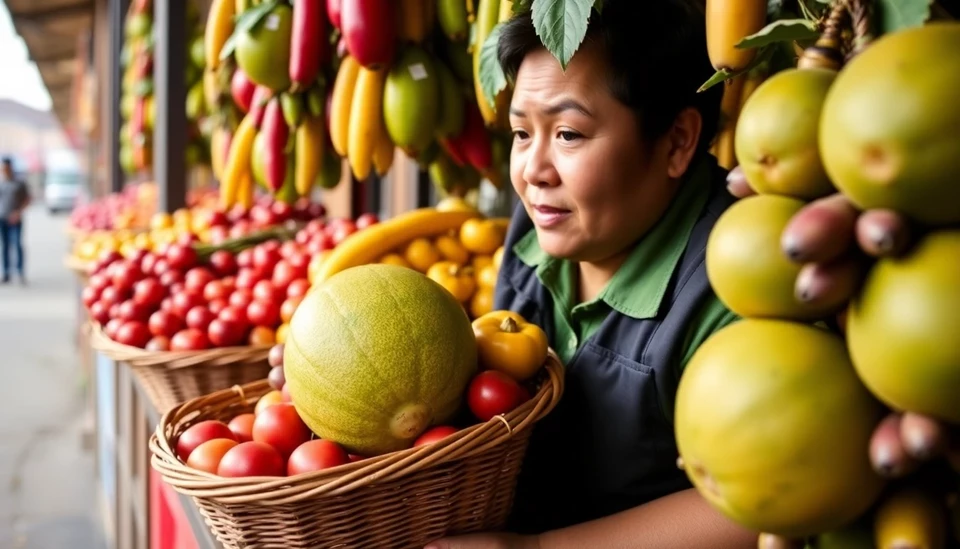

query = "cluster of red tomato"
(82, 214), (379, 350)
(176, 341), (536, 478)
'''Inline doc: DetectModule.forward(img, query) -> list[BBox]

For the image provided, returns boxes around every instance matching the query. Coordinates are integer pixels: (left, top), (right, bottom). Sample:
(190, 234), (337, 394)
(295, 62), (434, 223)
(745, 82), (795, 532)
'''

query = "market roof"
(6, 0), (92, 128)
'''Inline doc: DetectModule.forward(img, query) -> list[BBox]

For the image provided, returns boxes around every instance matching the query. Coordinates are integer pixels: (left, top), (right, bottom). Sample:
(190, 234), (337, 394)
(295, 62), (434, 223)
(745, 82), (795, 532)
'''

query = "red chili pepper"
(261, 98), (290, 192)
(249, 86), (274, 129)
(326, 0), (342, 30)
(449, 103), (492, 171)
(290, 0), (325, 91)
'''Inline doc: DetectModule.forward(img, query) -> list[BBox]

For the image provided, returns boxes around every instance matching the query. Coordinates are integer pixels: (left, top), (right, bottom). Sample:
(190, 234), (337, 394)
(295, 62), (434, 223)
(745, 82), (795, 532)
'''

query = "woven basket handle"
(798, 0), (875, 70)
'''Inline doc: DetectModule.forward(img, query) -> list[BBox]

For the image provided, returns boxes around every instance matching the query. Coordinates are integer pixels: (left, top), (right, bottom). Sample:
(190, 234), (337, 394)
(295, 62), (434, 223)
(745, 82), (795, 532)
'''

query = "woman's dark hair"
(498, 0), (723, 154)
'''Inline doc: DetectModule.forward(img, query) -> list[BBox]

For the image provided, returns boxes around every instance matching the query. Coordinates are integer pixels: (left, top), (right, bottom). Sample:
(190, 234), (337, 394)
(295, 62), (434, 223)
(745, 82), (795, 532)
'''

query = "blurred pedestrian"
(0, 157), (30, 284)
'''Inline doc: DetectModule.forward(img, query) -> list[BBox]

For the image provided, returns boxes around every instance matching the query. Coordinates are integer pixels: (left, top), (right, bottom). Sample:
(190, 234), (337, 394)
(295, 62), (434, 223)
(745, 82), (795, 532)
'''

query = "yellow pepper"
(472, 310), (549, 381)
(427, 261), (477, 303)
(459, 218), (506, 255)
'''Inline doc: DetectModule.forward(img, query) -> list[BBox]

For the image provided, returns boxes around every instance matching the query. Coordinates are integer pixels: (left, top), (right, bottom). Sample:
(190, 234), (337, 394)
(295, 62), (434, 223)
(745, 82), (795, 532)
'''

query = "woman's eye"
(513, 130), (529, 141)
(558, 130), (581, 142)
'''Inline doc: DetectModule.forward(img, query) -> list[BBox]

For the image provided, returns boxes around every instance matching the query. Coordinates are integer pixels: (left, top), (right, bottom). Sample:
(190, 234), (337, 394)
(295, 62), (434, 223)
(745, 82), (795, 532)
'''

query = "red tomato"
(82, 286), (102, 309)
(414, 426), (459, 447)
(132, 277), (166, 307)
(236, 248), (254, 269)
(185, 267), (216, 295)
(104, 318), (125, 340)
(294, 230), (311, 245)
(252, 245), (282, 271)
(235, 267), (266, 290)
(217, 442), (286, 477)
(209, 250), (239, 277)
(208, 298), (228, 316)
(140, 253), (158, 276)
(287, 252), (310, 273)
(228, 288), (254, 309)
(253, 280), (284, 303)
(176, 420), (237, 461)
(218, 305), (250, 328)
(170, 328), (210, 351)
(252, 403), (312, 459)
(271, 200), (293, 222)
(117, 299), (151, 322)
(99, 285), (127, 307)
(186, 438), (239, 474)
(305, 219), (326, 234)
(271, 261), (301, 289)
(158, 268), (182, 287)
(145, 336), (171, 351)
(88, 272), (110, 292)
(116, 321), (151, 348)
(286, 278), (310, 299)
(287, 440), (349, 475)
(247, 300), (281, 328)
(280, 296), (302, 323)
(159, 297), (175, 314)
(279, 240), (301, 259)
(255, 391), (285, 415)
(165, 244), (198, 271)
(227, 413), (256, 443)
(306, 233), (336, 255)
(355, 213), (379, 230)
(467, 371), (527, 422)
(89, 301), (111, 325)
(208, 318), (246, 347)
(185, 306), (217, 332)
(111, 262), (143, 292)
(171, 292), (205, 318)
(203, 280), (228, 302)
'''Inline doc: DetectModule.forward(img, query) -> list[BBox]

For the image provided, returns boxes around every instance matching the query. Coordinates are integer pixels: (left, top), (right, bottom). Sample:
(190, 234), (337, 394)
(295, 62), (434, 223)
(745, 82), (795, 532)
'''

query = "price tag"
(408, 63), (429, 81)
(265, 14), (280, 31)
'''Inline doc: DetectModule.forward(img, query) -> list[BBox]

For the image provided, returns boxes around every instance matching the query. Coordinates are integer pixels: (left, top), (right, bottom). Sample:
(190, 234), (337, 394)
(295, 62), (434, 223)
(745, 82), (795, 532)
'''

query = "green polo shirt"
(513, 158), (739, 371)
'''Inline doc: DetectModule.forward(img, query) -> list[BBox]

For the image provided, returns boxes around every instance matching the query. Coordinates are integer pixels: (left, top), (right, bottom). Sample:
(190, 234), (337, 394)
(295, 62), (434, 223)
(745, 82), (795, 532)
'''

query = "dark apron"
(494, 173), (736, 534)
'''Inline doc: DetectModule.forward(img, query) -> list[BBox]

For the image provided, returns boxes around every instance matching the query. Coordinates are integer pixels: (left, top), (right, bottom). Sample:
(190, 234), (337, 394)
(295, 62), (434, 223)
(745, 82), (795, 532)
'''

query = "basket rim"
(88, 321), (272, 369)
(149, 352), (565, 505)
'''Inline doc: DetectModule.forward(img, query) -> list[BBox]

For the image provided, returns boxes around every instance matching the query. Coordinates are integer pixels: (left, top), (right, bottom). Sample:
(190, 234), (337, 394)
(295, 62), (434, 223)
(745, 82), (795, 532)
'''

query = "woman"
(428, 1), (758, 547)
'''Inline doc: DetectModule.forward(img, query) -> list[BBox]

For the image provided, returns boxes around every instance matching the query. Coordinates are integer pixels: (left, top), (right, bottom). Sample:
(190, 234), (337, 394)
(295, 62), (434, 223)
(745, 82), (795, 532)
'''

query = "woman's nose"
(522, 140), (559, 188)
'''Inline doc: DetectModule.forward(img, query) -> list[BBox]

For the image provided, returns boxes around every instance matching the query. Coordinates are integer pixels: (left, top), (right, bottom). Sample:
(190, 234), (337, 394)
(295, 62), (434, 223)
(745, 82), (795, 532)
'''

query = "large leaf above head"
(219, 0), (280, 62)
(737, 18), (820, 50)
(876, 0), (932, 34)
(479, 24), (509, 106)
(531, 0), (594, 70)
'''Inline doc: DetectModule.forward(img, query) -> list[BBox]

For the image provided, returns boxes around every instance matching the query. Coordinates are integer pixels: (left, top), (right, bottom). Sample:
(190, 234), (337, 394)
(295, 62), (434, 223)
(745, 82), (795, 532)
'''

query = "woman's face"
(509, 43), (685, 264)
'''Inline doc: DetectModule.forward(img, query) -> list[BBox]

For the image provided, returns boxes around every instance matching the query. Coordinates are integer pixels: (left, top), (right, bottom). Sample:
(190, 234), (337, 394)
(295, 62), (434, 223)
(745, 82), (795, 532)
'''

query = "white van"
(42, 148), (85, 214)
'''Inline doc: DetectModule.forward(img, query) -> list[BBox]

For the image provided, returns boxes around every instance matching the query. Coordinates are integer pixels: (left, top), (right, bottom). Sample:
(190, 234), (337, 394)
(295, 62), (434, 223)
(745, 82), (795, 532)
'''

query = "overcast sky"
(0, 3), (54, 111)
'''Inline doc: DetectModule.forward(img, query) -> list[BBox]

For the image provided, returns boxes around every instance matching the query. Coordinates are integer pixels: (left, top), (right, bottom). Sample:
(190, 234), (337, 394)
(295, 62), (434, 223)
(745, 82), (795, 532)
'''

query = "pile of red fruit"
(82, 213), (379, 351)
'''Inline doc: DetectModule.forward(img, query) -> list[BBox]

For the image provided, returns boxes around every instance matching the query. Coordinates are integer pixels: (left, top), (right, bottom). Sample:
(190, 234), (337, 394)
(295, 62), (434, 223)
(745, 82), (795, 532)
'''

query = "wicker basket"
(89, 322), (272, 412)
(150, 353), (564, 549)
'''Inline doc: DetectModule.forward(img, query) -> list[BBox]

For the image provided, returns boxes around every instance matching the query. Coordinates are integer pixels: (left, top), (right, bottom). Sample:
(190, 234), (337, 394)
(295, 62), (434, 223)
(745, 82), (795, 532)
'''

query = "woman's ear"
(665, 107), (704, 179)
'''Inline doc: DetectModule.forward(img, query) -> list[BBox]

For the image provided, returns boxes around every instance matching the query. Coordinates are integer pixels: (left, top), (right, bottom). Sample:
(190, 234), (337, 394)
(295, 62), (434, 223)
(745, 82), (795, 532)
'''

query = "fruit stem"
(500, 317), (520, 333)
(798, 1), (849, 71)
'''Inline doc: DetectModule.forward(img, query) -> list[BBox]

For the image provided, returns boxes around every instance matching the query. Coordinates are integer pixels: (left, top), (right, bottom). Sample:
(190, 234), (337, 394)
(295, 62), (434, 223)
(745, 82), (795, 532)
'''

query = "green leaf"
(876, 0), (932, 34)
(736, 19), (819, 49)
(219, 0), (279, 62)
(530, 0), (594, 70)
(479, 24), (509, 106)
(512, 0), (533, 14)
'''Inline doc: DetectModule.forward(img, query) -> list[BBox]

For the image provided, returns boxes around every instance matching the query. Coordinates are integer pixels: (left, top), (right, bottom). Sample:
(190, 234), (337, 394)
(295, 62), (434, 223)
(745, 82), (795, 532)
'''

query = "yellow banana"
(314, 208), (482, 283)
(347, 66), (387, 181)
(237, 172), (254, 210)
(714, 75), (745, 170)
(473, 0), (509, 127)
(294, 114), (325, 196)
(498, 0), (513, 22)
(874, 486), (948, 549)
(706, 0), (768, 72)
(220, 114), (257, 210)
(715, 124), (737, 171)
(330, 55), (361, 158)
(205, 0), (235, 71)
(210, 126), (231, 181)
(373, 120), (395, 177)
(398, 0), (430, 43)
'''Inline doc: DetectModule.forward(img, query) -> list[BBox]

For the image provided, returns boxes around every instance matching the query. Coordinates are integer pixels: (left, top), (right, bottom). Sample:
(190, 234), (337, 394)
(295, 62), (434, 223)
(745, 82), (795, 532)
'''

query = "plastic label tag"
(408, 63), (429, 81)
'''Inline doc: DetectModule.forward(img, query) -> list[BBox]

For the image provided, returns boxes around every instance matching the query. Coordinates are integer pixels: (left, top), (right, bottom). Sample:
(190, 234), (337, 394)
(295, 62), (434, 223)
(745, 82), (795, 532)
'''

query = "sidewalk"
(0, 205), (105, 549)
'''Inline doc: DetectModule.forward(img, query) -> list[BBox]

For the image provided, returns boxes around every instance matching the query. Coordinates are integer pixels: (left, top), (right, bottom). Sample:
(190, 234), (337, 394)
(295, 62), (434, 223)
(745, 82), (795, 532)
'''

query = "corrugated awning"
(6, 0), (92, 127)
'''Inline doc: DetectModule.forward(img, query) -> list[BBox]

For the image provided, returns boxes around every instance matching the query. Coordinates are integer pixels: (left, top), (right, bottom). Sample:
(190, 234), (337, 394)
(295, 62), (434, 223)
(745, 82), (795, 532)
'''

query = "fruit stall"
(29, 0), (960, 546)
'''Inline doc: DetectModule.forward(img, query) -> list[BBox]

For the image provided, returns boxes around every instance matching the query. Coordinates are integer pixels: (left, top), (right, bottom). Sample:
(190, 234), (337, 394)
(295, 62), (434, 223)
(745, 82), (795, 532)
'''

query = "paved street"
(0, 204), (105, 549)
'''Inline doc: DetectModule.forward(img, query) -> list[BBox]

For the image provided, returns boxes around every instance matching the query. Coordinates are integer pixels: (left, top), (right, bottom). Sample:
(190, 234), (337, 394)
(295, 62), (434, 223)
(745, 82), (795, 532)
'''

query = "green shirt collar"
(514, 155), (715, 320)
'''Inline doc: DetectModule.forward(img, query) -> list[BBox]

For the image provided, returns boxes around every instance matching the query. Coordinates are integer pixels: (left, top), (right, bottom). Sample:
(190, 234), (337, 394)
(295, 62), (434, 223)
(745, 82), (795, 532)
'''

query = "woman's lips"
(532, 204), (572, 228)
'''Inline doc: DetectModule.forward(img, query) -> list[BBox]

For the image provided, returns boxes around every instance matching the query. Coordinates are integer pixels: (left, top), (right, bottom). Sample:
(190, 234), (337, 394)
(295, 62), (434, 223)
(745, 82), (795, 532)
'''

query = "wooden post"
(153, 0), (187, 212)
